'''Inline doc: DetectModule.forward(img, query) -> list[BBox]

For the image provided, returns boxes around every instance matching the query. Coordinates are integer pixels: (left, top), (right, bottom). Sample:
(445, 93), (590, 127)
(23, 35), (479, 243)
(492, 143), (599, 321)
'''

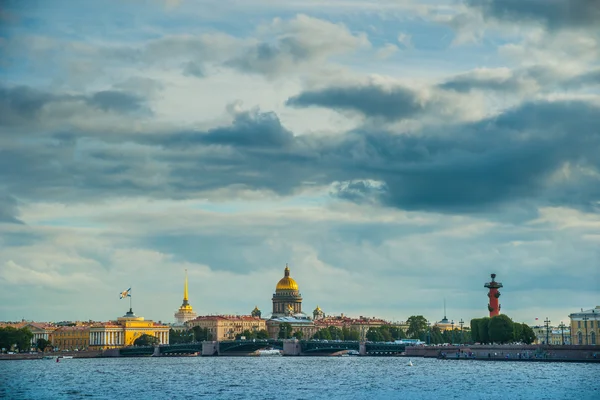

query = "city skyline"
(1, 1), (598, 325)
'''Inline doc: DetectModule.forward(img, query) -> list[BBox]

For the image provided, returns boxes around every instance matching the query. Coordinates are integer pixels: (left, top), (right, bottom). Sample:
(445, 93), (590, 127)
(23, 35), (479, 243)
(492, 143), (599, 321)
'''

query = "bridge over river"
(115, 339), (406, 357)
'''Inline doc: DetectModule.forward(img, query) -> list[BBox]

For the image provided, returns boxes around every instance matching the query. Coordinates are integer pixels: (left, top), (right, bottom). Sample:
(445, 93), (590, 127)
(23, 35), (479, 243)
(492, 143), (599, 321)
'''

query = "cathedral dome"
(276, 265), (299, 291)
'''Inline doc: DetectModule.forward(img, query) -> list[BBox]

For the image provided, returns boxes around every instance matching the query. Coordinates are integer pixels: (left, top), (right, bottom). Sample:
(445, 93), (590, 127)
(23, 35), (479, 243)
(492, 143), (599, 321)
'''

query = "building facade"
(24, 323), (57, 347)
(186, 315), (266, 341)
(569, 306), (600, 345)
(88, 309), (170, 349)
(52, 326), (91, 351)
(531, 326), (571, 345)
(174, 269), (197, 324)
(272, 264), (302, 317)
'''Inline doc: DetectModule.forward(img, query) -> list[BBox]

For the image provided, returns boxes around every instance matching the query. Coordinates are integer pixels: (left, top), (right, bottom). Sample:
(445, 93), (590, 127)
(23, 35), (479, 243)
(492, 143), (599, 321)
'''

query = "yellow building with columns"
(89, 309), (170, 349)
(174, 269), (197, 324)
(569, 306), (600, 345)
(52, 326), (90, 351)
(186, 315), (266, 341)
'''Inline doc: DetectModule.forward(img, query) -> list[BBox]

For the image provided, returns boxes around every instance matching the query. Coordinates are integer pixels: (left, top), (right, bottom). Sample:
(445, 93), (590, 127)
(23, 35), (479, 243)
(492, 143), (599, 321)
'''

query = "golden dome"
(276, 265), (299, 291)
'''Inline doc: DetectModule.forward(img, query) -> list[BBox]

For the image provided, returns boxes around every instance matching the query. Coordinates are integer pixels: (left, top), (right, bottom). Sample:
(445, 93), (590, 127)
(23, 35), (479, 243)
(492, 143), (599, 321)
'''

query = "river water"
(1, 357), (597, 399)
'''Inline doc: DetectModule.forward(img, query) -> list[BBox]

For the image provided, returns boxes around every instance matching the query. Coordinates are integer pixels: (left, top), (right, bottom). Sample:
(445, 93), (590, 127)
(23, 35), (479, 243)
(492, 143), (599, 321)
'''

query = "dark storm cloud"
(0, 85), (148, 127)
(466, 0), (600, 30)
(2, 92), (599, 215)
(438, 66), (600, 94)
(151, 110), (295, 148)
(349, 101), (600, 212)
(286, 85), (426, 121)
(86, 90), (145, 113)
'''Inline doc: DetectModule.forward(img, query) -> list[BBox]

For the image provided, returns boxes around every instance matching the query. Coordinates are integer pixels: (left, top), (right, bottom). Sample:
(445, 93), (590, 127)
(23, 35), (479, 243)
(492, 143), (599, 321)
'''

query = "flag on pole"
(120, 288), (131, 299)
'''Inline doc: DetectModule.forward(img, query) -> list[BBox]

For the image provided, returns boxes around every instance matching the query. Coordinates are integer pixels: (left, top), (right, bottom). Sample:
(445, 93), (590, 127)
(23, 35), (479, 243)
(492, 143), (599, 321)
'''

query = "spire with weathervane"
(174, 269), (197, 324)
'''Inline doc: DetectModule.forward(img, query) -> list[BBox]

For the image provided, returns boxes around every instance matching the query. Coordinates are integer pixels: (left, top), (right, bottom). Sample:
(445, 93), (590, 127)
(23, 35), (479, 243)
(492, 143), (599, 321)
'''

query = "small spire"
(183, 269), (189, 302)
(284, 263), (290, 277)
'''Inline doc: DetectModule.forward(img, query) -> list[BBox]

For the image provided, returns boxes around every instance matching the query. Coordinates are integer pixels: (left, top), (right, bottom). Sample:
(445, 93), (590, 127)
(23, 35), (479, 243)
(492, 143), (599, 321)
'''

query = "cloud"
(181, 61), (205, 78)
(0, 195), (23, 224)
(376, 43), (399, 60)
(286, 82), (429, 121)
(3, 90), (598, 216)
(466, 0), (600, 31)
(0, 85), (149, 130)
(227, 14), (369, 77)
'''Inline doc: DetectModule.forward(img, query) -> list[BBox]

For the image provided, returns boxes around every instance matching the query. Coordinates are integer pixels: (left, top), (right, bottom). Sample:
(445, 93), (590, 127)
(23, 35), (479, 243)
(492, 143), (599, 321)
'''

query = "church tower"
(272, 264), (302, 318)
(174, 269), (197, 324)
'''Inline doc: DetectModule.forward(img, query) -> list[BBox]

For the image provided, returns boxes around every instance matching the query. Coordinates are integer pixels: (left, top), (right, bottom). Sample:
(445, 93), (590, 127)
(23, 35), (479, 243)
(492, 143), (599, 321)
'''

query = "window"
(578, 331), (583, 345)
(578, 321), (581, 328)
(592, 331), (596, 345)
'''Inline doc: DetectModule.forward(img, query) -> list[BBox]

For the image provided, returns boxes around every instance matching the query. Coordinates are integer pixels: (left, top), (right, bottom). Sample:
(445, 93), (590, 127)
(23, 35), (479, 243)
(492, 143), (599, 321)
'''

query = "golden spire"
(183, 269), (189, 302)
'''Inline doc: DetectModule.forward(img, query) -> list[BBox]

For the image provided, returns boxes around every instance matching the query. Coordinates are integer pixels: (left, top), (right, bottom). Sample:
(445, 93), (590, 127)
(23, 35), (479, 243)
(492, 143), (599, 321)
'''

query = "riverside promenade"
(406, 344), (600, 363)
(0, 350), (102, 361)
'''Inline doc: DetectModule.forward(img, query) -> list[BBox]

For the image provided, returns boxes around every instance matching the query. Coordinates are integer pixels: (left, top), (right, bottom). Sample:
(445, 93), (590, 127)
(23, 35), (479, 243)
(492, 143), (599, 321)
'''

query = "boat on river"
(256, 349), (282, 356)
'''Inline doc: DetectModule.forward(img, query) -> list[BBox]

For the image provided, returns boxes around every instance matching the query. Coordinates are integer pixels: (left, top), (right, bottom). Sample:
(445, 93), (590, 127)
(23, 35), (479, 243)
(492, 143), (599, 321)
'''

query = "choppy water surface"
(1, 357), (598, 399)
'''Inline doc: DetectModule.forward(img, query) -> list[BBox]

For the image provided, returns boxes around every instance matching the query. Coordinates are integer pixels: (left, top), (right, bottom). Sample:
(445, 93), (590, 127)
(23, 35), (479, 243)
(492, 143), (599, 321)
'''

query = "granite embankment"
(0, 350), (102, 361)
(406, 344), (600, 362)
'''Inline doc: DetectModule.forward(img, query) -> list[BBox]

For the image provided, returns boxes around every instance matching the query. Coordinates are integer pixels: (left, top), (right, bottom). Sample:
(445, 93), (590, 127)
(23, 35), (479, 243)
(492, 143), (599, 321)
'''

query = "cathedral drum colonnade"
(272, 264), (303, 317)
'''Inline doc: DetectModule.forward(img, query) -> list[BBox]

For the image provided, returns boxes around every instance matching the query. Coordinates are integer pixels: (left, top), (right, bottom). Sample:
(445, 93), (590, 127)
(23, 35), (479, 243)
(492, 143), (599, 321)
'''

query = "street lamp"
(451, 320), (455, 345)
(583, 316), (589, 345)
(459, 319), (464, 344)
(558, 321), (566, 345)
(544, 318), (551, 345)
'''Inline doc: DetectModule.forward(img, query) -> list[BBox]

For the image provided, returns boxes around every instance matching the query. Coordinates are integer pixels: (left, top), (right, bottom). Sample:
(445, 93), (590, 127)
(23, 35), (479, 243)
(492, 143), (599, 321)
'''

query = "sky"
(0, 0), (599, 327)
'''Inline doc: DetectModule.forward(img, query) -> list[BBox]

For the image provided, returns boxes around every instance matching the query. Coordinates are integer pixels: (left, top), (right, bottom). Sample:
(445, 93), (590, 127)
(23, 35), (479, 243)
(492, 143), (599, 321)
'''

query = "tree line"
(471, 315), (536, 344)
(0, 327), (34, 353)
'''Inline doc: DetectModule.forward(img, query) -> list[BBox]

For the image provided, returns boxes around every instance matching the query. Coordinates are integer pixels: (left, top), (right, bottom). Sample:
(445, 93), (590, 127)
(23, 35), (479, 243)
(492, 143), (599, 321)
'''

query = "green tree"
(366, 327), (383, 342)
(292, 330), (303, 339)
(429, 326), (444, 344)
(488, 315), (514, 344)
(0, 327), (18, 352)
(236, 329), (257, 340)
(390, 326), (405, 340)
(520, 323), (536, 344)
(15, 328), (33, 352)
(478, 317), (491, 344)
(513, 322), (523, 343)
(313, 328), (332, 340)
(406, 315), (428, 339)
(36, 338), (50, 352)
(278, 322), (292, 339)
(169, 329), (194, 344)
(256, 329), (269, 339)
(191, 326), (212, 342)
(470, 319), (480, 343)
(344, 328), (360, 341)
(133, 334), (159, 346)
(327, 326), (343, 340)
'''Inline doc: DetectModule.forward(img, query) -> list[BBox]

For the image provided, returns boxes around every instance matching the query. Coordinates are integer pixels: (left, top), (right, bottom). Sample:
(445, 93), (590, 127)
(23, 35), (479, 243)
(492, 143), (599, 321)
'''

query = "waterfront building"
(186, 315), (266, 341)
(531, 326), (571, 345)
(52, 326), (90, 351)
(569, 306), (600, 345)
(434, 317), (455, 332)
(313, 306), (324, 320)
(484, 273), (503, 317)
(314, 315), (391, 340)
(266, 315), (316, 339)
(174, 269), (197, 324)
(23, 323), (57, 347)
(272, 264), (302, 317)
(88, 309), (170, 349)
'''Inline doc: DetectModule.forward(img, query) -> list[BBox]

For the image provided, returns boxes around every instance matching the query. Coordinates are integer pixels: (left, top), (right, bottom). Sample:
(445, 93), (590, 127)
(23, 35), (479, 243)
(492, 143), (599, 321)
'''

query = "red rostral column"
(484, 273), (503, 317)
